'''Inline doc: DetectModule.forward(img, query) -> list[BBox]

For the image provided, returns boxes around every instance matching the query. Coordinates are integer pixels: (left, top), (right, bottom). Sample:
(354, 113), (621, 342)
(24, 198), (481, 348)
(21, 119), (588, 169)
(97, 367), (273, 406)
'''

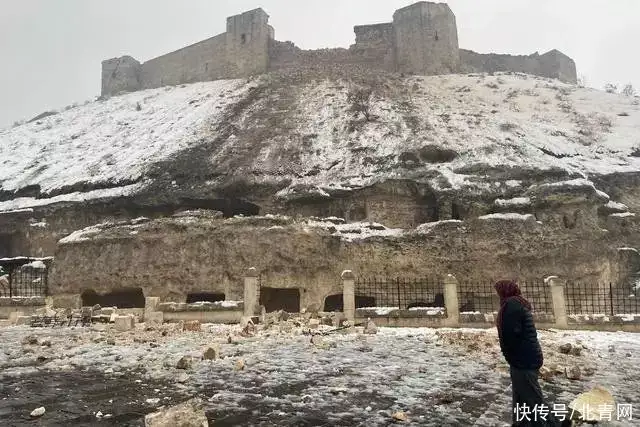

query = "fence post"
(546, 276), (568, 328)
(243, 267), (260, 317)
(443, 274), (460, 326)
(342, 270), (356, 325)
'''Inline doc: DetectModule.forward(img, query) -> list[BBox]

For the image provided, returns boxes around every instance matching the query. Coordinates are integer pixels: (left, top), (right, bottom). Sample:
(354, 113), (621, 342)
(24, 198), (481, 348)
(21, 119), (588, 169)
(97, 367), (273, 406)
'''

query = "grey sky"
(1, 0), (638, 128)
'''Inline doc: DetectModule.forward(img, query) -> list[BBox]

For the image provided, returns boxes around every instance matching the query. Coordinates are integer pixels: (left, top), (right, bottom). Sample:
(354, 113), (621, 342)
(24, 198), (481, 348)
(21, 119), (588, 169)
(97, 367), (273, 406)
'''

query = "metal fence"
(0, 258), (50, 298)
(355, 277), (443, 309)
(457, 280), (553, 314)
(565, 282), (640, 315)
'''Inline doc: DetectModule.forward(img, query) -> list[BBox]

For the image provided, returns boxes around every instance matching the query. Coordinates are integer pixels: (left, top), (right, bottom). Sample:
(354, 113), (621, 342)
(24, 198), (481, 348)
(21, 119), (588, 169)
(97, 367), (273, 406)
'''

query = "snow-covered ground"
(0, 324), (638, 426)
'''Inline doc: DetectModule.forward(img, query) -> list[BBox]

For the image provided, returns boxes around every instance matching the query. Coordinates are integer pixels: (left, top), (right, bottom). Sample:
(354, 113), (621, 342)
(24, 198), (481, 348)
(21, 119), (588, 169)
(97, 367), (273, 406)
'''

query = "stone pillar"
(443, 274), (460, 326)
(144, 296), (161, 322)
(546, 276), (568, 328)
(243, 267), (260, 317)
(342, 270), (356, 324)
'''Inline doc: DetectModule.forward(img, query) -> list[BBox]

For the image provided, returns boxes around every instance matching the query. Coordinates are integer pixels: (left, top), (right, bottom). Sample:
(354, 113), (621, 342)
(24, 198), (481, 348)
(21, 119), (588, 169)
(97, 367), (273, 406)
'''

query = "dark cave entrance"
(259, 287), (301, 313)
(186, 292), (226, 303)
(323, 294), (343, 312)
(179, 198), (260, 218)
(81, 287), (145, 309)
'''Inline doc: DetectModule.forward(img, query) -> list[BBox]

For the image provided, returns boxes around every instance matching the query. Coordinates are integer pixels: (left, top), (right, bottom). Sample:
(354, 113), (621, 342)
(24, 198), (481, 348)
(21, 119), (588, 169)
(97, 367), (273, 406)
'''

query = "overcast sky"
(1, 0), (638, 128)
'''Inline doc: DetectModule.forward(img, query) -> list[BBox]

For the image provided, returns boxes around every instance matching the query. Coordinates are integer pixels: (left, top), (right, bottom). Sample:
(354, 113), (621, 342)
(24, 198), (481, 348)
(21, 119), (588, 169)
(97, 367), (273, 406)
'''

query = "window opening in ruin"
(323, 294), (343, 312)
(355, 295), (376, 309)
(186, 292), (225, 304)
(259, 287), (300, 313)
(81, 287), (145, 309)
(205, 63), (209, 72)
(241, 34), (247, 44)
(435, 31), (439, 41)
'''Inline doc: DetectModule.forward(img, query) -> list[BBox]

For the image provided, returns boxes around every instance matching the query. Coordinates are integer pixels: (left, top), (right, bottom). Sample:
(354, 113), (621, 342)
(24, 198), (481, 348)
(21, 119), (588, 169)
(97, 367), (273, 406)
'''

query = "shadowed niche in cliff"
(323, 294), (343, 312)
(0, 234), (12, 258)
(186, 292), (225, 303)
(415, 191), (439, 225)
(179, 198), (260, 218)
(81, 288), (145, 309)
(259, 287), (300, 313)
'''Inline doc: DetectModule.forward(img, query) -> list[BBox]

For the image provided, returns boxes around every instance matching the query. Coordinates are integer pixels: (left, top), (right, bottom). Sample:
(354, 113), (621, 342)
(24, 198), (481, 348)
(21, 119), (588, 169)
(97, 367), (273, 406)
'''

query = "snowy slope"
(2, 72), (640, 212)
(271, 73), (640, 194)
(0, 79), (248, 197)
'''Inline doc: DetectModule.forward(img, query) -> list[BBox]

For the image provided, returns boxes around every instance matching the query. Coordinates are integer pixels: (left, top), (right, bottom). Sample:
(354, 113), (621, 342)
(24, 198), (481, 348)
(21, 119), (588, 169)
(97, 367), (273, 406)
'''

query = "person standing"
(494, 280), (566, 427)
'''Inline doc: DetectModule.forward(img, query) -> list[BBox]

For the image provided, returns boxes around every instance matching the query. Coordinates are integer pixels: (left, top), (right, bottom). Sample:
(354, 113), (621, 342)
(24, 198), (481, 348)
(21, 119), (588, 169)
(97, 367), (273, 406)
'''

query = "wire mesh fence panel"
(520, 280), (553, 314)
(458, 282), (500, 314)
(1, 262), (49, 298)
(565, 282), (613, 315)
(458, 280), (552, 314)
(610, 283), (640, 315)
(354, 277), (443, 309)
(565, 282), (640, 315)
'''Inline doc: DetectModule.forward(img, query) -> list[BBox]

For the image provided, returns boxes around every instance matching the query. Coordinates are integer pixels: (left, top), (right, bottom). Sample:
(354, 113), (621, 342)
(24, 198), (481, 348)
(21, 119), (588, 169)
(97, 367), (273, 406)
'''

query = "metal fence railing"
(0, 258), (51, 298)
(566, 282), (640, 315)
(355, 277), (443, 309)
(457, 280), (553, 314)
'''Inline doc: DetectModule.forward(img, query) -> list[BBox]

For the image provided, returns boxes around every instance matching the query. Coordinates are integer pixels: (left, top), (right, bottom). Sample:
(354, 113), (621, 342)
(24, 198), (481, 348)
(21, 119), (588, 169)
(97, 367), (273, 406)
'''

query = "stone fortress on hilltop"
(101, 1), (577, 97)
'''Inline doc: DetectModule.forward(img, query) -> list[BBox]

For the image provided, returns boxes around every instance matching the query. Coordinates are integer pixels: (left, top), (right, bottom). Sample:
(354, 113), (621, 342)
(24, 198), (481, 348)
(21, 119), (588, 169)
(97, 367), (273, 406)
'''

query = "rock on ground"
(30, 407), (45, 417)
(203, 345), (220, 361)
(144, 399), (208, 427)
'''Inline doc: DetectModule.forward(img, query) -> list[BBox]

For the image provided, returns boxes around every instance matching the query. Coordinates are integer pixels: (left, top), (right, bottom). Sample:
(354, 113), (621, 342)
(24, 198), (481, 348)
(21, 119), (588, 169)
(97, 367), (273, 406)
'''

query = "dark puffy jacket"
(498, 297), (543, 370)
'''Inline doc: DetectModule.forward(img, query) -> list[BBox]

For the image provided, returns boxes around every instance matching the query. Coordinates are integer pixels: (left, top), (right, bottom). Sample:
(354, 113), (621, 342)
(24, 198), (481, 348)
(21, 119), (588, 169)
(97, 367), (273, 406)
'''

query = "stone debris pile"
(144, 399), (209, 427)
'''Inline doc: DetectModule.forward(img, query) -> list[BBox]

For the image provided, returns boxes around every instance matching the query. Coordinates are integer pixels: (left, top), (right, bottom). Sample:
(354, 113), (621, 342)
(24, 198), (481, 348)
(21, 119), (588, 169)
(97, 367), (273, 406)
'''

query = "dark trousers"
(510, 367), (563, 427)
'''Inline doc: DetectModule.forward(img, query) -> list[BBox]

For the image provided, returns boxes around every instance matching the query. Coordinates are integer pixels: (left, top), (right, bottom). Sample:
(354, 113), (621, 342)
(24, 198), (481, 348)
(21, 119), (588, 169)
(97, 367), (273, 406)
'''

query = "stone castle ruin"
(101, 2), (577, 97)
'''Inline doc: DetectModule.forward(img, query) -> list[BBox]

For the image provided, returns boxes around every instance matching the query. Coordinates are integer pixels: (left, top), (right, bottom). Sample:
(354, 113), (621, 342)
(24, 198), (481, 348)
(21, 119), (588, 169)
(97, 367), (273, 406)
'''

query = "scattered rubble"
(30, 407), (46, 418)
(183, 321), (202, 332)
(115, 315), (136, 332)
(559, 343), (572, 354)
(144, 399), (209, 427)
(392, 411), (408, 422)
(176, 356), (193, 370)
(22, 335), (38, 345)
(203, 345), (220, 360)
(363, 319), (378, 335)
(565, 366), (581, 380)
(569, 386), (616, 422)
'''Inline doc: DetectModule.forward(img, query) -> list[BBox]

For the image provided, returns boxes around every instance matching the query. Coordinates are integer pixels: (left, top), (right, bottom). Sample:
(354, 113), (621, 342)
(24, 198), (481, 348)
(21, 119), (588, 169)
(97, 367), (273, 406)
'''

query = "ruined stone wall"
(102, 9), (271, 96)
(460, 49), (577, 84)
(101, 3), (578, 96)
(393, 2), (460, 75)
(101, 56), (142, 97)
(352, 23), (396, 71)
(140, 34), (228, 89)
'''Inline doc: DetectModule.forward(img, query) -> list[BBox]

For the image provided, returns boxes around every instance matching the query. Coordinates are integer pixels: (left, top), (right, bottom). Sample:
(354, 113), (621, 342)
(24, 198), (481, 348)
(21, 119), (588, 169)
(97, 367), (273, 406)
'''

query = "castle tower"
(101, 55), (142, 97)
(225, 8), (271, 77)
(393, 2), (460, 75)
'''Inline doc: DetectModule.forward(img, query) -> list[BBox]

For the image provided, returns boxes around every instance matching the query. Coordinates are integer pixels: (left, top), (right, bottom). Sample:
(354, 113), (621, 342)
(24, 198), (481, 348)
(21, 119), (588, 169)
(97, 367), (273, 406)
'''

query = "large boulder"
(144, 399), (208, 427)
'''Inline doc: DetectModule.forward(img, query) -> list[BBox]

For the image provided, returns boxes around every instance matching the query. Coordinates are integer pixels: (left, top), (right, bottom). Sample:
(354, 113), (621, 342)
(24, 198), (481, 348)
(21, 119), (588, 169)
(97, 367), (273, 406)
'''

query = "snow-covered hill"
(2, 72), (639, 212)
